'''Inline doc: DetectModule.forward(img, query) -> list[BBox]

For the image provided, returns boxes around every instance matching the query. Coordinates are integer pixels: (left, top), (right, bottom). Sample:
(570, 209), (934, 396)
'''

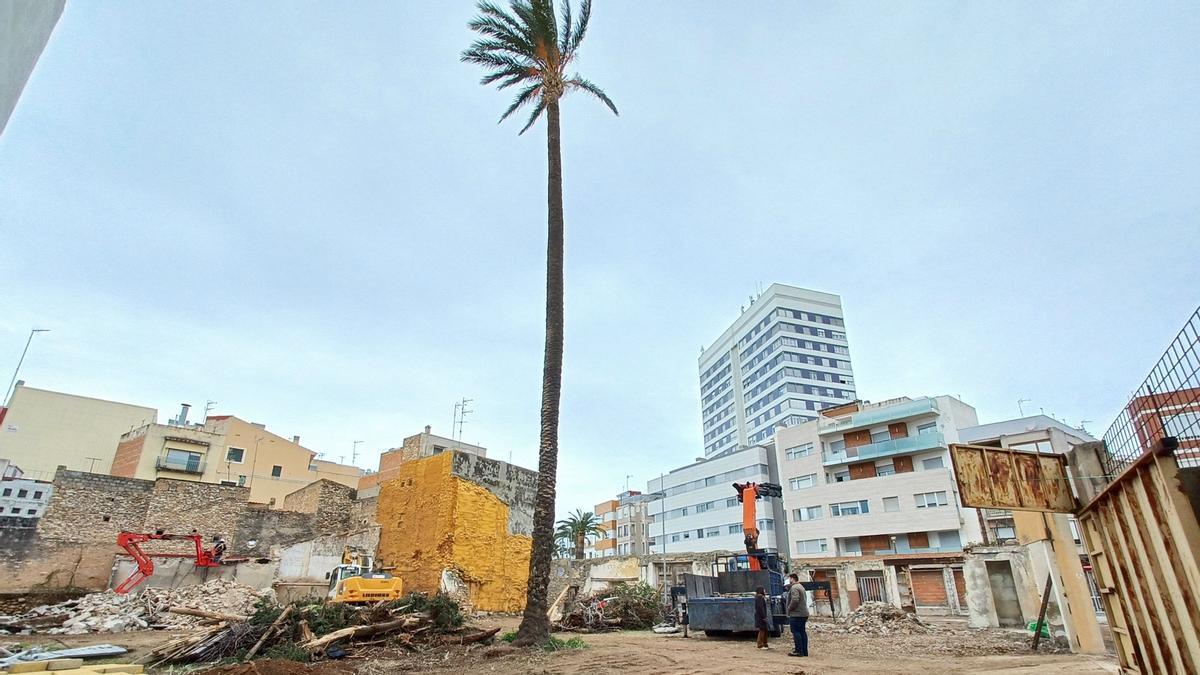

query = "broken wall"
(962, 545), (1042, 629)
(376, 452), (532, 612)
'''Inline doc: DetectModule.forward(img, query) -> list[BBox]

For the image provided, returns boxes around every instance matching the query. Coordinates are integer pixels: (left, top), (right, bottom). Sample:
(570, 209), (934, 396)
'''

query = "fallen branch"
(297, 618), (316, 644)
(244, 605), (293, 661)
(443, 627), (500, 646)
(167, 607), (250, 622)
(302, 615), (426, 652)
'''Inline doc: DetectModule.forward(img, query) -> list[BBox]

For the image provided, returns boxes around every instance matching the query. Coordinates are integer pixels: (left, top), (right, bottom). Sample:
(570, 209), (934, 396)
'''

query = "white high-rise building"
(700, 284), (855, 457)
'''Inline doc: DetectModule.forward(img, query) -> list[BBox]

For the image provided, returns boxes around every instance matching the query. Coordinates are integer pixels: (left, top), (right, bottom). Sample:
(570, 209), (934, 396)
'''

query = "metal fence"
(1100, 307), (1200, 478)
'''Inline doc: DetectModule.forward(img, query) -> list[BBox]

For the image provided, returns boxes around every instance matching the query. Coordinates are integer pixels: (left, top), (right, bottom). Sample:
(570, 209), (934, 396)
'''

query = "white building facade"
(0, 476), (53, 518)
(699, 284), (855, 457)
(646, 446), (787, 555)
(776, 395), (983, 558)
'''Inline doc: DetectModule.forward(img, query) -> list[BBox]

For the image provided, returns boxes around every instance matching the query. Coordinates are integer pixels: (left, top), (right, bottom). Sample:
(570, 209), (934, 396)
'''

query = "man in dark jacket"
(786, 573), (809, 657)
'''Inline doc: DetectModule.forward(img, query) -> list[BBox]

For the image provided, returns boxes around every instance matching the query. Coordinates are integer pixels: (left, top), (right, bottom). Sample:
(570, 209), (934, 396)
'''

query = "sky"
(1, 1), (1197, 517)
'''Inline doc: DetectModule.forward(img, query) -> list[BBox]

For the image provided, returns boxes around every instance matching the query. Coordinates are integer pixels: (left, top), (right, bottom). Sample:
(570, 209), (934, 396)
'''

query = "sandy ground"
(12, 617), (1119, 675)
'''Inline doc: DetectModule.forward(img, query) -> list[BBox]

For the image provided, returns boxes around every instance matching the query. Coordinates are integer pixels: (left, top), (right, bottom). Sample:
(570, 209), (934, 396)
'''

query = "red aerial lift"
(115, 531), (222, 594)
(732, 481), (783, 570)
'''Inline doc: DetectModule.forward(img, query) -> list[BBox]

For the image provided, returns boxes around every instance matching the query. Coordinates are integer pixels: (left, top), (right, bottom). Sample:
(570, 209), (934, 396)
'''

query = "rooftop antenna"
(1017, 398), (1031, 416)
(1079, 420), (1093, 434)
(204, 400), (218, 423)
(4, 328), (50, 406)
(352, 440), (363, 465)
(456, 397), (474, 440)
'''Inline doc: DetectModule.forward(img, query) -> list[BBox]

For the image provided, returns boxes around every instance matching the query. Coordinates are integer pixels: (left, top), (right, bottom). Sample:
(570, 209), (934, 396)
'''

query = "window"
(830, 500), (870, 516)
(682, 532), (690, 539)
(26, 509), (36, 515)
(238, 475), (247, 486)
(830, 470), (849, 483)
(726, 497), (739, 508)
(728, 524), (743, 534)
(16, 489), (27, 498)
(1164, 412), (1200, 440)
(271, 465), (282, 478)
(994, 526), (1016, 540)
(882, 496), (900, 512)
(696, 529), (705, 539)
(921, 456), (945, 470)
(1069, 518), (1082, 544)
(870, 430), (890, 444)
(758, 519), (774, 531)
(226, 447), (245, 463)
(671, 534), (681, 543)
(33, 491), (42, 499)
(705, 527), (721, 537)
(917, 422), (937, 435)
(1, 488), (9, 497)
(876, 463), (896, 477)
(829, 439), (846, 453)
(9, 507), (19, 514)
(915, 491), (949, 508)
(220, 481), (238, 487)
(793, 505), (822, 521)
(795, 538), (827, 554)
(785, 443), (813, 460)
(165, 449), (203, 472)
(789, 474), (817, 490)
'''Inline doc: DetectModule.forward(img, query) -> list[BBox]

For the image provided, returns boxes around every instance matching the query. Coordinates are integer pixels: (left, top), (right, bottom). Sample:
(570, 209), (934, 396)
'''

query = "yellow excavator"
(326, 546), (404, 604)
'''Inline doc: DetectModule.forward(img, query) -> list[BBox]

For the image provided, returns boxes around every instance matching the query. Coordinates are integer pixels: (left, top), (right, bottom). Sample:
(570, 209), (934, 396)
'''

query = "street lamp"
(4, 328), (50, 406)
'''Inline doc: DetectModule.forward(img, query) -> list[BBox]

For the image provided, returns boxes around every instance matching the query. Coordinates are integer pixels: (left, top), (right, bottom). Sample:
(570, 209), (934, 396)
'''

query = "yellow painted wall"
(376, 453), (531, 612)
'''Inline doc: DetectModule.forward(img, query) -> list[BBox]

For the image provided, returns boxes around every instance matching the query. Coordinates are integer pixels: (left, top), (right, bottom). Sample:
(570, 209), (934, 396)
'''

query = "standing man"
(786, 573), (809, 657)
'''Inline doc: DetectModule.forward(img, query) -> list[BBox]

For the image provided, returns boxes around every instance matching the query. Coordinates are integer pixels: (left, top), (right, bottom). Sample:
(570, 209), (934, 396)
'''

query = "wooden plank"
(1131, 464), (1200, 673)
(1098, 496), (1166, 673)
(1112, 480), (1185, 672)
(1082, 512), (1140, 670)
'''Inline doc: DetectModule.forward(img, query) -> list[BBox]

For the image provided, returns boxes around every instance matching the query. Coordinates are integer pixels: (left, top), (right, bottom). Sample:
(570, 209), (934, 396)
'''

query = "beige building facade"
(0, 384), (157, 479)
(111, 414), (363, 506)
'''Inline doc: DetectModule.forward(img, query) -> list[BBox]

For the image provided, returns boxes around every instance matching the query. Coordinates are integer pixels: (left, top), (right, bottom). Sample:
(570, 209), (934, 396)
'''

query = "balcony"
(823, 430), (945, 465)
(155, 457), (205, 475)
(819, 398), (938, 435)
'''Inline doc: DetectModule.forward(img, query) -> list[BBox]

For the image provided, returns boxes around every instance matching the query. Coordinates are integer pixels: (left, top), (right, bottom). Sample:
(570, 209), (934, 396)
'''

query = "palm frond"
(567, 75), (618, 116)
(518, 98), (547, 134)
(558, 0), (572, 55)
(467, 16), (534, 56)
(499, 82), (542, 123)
(568, 0), (591, 55)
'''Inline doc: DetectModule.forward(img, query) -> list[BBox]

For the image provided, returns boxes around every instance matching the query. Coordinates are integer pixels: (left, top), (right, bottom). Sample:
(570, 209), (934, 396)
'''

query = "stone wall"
(235, 506), (321, 553)
(280, 480), (354, 535)
(377, 452), (532, 612)
(143, 479), (249, 553)
(37, 470), (154, 543)
(349, 496), (378, 528)
(450, 452), (537, 536)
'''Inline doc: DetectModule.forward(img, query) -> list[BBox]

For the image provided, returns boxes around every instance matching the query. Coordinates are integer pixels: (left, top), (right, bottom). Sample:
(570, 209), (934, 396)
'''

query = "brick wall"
(37, 470), (155, 544)
(110, 435), (145, 478)
(911, 569), (949, 606)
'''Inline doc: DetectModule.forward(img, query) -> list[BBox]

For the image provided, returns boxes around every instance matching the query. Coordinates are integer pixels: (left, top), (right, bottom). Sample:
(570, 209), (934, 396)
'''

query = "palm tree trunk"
(574, 533), (585, 560)
(513, 97), (564, 647)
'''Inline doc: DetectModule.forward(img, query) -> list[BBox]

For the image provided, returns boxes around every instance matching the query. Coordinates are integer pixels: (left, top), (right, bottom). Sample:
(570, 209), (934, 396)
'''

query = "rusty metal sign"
(949, 444), (1077, 513)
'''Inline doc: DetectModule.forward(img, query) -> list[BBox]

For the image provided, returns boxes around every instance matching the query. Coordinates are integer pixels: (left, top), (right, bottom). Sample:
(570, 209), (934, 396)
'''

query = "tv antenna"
(452, 397), (474, 440)
(204, 400), (218, 423)
(352, 440), (363, 465)
(1017, 398), (1031, 416)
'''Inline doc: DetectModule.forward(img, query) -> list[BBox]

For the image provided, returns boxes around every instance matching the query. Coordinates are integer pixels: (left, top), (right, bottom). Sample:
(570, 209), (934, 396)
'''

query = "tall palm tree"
(555, 509), (608, 559)
(463, 0), (617, 647)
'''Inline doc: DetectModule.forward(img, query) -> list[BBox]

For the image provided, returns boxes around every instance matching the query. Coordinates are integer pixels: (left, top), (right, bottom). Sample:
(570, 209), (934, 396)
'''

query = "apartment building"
(585, 498), (619, 558)
(0, 384), (157, 479)
(1, 0), (65, 135)
(699, 284), (855, 457)
(645, 445), (787, 555)
(776, 396), (983, 558)
(110, 411), (363, 506)
(0, 464), (53, 518)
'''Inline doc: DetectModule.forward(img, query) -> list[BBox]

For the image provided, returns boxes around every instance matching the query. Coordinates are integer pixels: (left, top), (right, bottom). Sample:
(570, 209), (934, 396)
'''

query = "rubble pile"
(555, 582), (661, 632)
(0, 580), (269, 635)
(823, 602), (933, 636)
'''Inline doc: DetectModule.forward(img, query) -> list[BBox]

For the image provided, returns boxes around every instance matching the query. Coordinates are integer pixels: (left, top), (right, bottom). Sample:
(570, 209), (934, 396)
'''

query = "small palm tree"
(555, 509), (608, 559)
(463, 0), (617, 647)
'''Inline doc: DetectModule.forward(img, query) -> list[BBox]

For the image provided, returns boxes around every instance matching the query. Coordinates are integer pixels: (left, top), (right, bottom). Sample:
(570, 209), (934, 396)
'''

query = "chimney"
(424, 425), (432, 435)
(176, 403), (191, 426)
(292, 435), (300, 444)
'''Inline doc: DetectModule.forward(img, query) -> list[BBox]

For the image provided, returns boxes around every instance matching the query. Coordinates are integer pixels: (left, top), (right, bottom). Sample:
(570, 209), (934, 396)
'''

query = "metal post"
(1032, 572), (1053, 650)
(4, 328), (50, 406)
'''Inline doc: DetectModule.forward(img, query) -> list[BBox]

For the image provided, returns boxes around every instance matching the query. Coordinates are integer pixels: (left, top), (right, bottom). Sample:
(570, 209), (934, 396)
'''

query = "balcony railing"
(819, 397), (939, 435)
(155, 457), (205, 475)
(823, 430), (945, 465)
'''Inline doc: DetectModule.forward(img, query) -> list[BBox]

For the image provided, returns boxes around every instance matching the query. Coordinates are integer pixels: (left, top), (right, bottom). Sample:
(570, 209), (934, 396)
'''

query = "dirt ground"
(13, 616), (1119, 675)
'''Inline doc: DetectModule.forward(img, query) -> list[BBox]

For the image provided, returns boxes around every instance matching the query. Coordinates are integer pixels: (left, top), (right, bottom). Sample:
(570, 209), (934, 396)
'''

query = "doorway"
(985, 560), (1024, 627)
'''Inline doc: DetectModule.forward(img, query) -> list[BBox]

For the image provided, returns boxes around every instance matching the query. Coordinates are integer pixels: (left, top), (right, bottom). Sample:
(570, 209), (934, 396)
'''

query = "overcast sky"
(2, 1), (1197, 516)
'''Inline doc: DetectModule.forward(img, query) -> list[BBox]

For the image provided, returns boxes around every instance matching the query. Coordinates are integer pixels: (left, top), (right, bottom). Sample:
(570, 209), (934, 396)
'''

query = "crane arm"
(114, 531), (218, 594)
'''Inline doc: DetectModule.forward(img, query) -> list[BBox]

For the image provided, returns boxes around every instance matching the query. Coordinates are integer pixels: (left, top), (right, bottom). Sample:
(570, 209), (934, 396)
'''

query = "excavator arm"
(732, 482), (783, 571)
(115, 531), (219, 594)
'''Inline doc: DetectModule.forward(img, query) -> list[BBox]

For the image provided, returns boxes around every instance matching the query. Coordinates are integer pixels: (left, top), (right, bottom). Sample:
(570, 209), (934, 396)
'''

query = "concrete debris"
(0, 580), (271, 635)
(819, 602), (933, 636)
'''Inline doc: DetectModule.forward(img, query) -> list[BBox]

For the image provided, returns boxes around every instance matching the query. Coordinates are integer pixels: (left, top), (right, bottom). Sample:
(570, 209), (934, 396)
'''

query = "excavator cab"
(325, 547), (404, 604)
